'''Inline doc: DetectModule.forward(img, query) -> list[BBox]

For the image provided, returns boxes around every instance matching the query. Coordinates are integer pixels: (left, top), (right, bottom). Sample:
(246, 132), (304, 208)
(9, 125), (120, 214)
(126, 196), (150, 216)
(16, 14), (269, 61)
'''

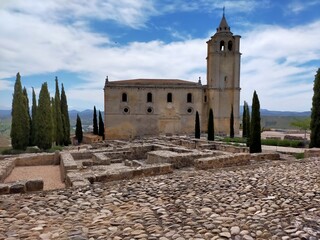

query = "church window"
(187, 93), (192, 103)
(204, 96), (207, 103)
(147, 92), (152, 102)
(228, 41), (233, 51)
(122, 93), (128, 102)
(167, 93), (172, 103)
(123, 107), (130, 114)
(146, 107), (153, 114)
(220, 41), (225, 51)
(187, 107), (193, 114)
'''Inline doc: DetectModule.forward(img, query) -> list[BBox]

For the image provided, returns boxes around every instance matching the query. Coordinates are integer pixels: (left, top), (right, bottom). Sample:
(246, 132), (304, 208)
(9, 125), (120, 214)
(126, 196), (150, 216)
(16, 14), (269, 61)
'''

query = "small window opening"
(147, 107), (153, 114)
(123, 107), (129, 114)
(167, 93), (172, 103)
(187, 93), (192, 103)
(204, 96), (207, 103)
(122, 93), (127, 102)
(187, 107), (193, 114)
(228, 41), (233, 51)
(147, 92), (152, 103)
(220, 40), (225, 51)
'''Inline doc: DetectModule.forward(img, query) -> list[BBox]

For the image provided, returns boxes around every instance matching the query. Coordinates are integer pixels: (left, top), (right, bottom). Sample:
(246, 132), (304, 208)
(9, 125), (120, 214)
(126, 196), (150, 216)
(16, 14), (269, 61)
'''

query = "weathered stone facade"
(104, 14), (241, 139)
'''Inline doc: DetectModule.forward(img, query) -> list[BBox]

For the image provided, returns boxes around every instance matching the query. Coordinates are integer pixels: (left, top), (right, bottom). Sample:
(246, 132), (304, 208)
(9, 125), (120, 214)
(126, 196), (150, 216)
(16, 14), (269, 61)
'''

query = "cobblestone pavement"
(0, 159), (319, 240)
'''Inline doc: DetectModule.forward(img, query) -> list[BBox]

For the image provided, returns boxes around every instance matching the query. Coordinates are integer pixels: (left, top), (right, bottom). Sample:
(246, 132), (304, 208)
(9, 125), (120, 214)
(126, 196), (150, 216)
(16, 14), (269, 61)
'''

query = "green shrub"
(294, 152), (304, 159)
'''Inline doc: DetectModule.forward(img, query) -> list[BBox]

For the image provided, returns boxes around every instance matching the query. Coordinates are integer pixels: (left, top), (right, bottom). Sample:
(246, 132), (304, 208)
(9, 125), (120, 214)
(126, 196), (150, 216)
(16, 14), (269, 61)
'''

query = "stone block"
(0, 184), (9, 194)
(124, 159), (132, 166)
(10, 182), (26, 194)
(26, 179), (44, 192)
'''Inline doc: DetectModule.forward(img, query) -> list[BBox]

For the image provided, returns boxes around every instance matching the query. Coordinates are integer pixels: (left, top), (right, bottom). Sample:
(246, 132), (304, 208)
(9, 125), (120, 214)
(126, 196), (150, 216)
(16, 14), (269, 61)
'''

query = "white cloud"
(157, 0), (269, 14)
(2, 0), (157, 28)
(1, 0), (319, 112)
(287, 0), (320, 14)
(240, 21), (320, 111)
(0, 79), (12, 91)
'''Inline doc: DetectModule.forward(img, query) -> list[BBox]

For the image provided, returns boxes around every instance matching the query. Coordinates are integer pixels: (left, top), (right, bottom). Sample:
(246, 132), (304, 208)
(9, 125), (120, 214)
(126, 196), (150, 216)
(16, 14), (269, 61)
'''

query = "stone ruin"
(0, 136), (290, 195)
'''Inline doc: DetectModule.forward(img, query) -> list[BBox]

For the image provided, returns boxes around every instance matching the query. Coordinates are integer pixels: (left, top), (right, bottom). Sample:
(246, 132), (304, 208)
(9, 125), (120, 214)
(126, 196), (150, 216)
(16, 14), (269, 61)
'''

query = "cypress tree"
(93, 106), (98, 135)
(54, 77), (63, 145)
(76, 114), (83, 144)
(98, 110), (105, 140)
(245, 102), (251, 147)
(30, 88), (37, 146)
(207, 108), (214, 141)
(230, 105), (234, 138)
(23, 87), (31, 145)
(61, 84), (71, 145)
(195, 111), (200, 139)
(242, 102), (247, 138)
(10, 73), (30, 150)
(51, 97), (56, 144)
(249, 91), (261, 153)
(36, 82), (53, 150)
(310, 68), (320, 148)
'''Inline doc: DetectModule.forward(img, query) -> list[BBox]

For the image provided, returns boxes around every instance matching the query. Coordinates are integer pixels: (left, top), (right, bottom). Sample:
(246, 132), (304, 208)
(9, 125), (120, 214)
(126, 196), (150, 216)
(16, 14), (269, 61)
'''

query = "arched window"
(147, 92), (152, 102)
(187, 93), (192, 103)
(167, 93), (172, 103)
(220, 40), (225, 51)
(122, 93), (127, 102)
(228, 40), (233, 51)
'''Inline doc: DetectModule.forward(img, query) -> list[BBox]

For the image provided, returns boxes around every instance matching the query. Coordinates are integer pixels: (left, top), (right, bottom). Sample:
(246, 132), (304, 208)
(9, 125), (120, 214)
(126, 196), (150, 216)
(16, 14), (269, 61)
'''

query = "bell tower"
(206, 12), (241, 135)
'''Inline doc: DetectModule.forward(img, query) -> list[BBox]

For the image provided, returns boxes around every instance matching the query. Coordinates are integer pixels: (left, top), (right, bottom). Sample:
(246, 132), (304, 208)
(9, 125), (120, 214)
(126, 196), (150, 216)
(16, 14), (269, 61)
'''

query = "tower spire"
(216, 8), (230, 33)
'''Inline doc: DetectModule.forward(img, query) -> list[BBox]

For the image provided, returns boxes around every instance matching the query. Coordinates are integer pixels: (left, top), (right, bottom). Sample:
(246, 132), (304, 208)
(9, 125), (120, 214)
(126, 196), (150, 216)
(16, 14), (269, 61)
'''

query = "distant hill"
(260, 109), (310, 117)
(0, 108), (311, 133)
(239, 107), (310, 117)
(0, 110), (11, 119)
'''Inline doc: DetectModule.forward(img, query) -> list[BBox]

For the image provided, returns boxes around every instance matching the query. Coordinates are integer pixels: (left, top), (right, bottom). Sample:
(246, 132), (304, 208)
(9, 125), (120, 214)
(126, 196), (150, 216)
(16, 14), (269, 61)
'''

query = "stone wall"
(195, 153), (280, 170)
(71, 152), (93, 160)
(0, 158), (15, 182)
(65, 163), (173, 187)
(147, 150), (223, 168)
(14, 152), (59, 166)
(304, 148), (320, 158)
(60, 152), (78, 181)
(0, 179), (43, 195)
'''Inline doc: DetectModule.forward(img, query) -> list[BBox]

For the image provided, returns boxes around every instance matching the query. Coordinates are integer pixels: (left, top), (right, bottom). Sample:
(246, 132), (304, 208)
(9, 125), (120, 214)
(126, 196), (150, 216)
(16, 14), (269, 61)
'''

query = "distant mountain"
(260, 109), (310, 117)
(239, 107), (310, 117)
(0, 108), (310, 121)
(0, 110), (11, 119)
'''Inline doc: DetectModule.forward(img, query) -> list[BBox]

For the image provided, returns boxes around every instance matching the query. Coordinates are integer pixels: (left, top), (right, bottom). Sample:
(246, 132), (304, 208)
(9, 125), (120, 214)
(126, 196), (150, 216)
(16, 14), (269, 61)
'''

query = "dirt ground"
(4, 165), (65, 190)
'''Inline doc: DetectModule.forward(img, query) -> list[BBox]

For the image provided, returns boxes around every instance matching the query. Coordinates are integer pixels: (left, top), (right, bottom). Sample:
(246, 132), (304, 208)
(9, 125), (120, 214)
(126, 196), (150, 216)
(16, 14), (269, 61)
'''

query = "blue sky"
(1, 0), (320, 112)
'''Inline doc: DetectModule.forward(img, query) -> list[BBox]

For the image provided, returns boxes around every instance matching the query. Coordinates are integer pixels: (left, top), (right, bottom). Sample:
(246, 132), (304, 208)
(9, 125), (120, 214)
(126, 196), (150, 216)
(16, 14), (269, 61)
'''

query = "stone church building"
(104, 14), (241, 139)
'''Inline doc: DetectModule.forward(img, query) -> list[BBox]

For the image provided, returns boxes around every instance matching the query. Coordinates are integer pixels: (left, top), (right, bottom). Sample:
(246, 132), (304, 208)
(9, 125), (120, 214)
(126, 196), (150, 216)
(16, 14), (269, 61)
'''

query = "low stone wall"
(195, 153), (250, 170)
(14, 152), (59, 166)
(199, 142), (248, 153)
(71, 151), (92, 160)
(195, 153), (281, 170)
(304, 148), (320, 158)
(60, 152), (78, 181)
(65, 163), (173, 187)
(0, 158), (15, 182)
(0, 179), (43, 195)
(147, 150), (223, 168)
(92, 153), (110, 165)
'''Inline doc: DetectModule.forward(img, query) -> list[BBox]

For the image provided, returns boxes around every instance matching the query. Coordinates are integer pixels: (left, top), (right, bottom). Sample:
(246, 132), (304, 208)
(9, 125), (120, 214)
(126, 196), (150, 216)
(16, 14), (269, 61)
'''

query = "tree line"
(195, 90), (262, 153)
(75, 106), (105, 144)
(10, 73), (70, 150)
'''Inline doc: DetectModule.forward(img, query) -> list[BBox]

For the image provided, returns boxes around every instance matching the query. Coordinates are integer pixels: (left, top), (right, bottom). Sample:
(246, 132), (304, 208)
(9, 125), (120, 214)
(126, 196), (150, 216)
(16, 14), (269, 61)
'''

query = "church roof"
(106, 78), (201, 87)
